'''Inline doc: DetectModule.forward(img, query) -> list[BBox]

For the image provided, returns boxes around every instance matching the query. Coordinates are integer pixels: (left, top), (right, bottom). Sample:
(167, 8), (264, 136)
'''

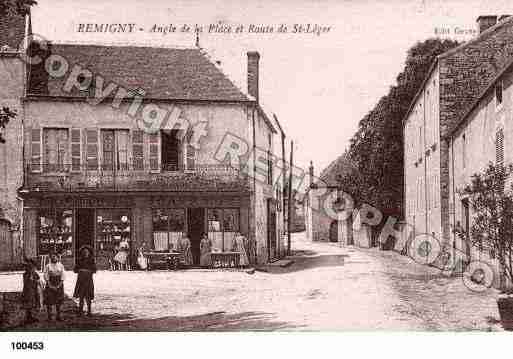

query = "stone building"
(0, 11), (287, 268)
(403, 15), (513, 248)
(304, 161), (354, 245)
(447, 55), (513, 277)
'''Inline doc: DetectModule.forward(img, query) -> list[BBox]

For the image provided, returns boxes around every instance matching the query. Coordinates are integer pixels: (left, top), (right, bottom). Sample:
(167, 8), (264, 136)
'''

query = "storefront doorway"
(187, 208), (205, 265)
(75, 209), (95, 259)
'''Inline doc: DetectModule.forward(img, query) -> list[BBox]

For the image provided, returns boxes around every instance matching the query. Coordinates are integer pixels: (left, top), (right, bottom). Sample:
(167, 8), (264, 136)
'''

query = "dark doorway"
(187, 208), (205, 266)
(329, 220), (338, 242)
(75, 209), (95, 260)
(267, 199), (277, 261)
(161, 130), (181, 171)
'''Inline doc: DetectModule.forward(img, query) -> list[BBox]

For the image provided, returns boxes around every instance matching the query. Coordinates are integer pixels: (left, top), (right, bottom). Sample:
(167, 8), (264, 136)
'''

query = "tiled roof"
(0, 11), (25, 50)
(28, 43), (251, 102)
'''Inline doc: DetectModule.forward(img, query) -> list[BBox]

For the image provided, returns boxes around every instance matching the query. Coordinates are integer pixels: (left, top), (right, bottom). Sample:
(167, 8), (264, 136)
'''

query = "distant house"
(0, 10), (288, 269)
(304, 157), (354, 244)
(403, 15), (513, 250)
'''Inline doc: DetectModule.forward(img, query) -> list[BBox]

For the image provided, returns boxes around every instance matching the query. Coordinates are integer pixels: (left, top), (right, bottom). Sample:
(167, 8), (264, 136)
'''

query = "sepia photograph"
(1, 0), (513, 356)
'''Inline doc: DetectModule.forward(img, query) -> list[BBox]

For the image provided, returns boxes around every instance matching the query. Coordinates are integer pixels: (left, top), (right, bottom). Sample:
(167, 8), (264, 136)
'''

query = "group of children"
(21, 246), (97, 325)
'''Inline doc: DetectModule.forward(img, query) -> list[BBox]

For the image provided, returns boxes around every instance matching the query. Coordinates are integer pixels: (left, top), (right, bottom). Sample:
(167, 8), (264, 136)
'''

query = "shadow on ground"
(262, 249), (348, 274)
(10, 303), (301, 331)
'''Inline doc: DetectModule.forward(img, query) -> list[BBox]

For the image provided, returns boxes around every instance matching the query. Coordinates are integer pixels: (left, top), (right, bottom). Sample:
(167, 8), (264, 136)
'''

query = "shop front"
(23, 193), (251, 270)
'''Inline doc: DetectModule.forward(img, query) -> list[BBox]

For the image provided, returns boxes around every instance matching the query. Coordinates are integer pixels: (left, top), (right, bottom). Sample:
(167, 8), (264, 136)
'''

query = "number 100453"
(11, 342), (44, 350)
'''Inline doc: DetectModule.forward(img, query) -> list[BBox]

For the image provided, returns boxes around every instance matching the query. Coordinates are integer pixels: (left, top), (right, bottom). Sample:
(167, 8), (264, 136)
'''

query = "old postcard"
(1, 0), (513, 357)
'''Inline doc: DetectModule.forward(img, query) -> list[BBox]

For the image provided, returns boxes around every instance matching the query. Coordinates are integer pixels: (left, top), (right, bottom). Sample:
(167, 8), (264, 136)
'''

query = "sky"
(30, 0), (513, 174)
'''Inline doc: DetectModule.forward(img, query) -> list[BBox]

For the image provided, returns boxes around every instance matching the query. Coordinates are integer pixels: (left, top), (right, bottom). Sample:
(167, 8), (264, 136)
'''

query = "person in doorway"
(199, 234), (213, 268)
(178, 233), (194, 267)
(21, 258), (40, 324)
(43, 251), (65, 321)
(73, 246), (97, 317)
(232, 232), (250, 267)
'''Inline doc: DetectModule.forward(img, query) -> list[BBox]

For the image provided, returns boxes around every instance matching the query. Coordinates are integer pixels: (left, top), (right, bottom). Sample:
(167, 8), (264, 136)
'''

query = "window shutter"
(186, 144), (195, 171)
(30, 128), (42, 172)
(85, 129), (99, 170)
(132, 130), (144, 171)
(496, 129), (504, 169)
(70, 128), (82, 172)
(149, 132), (160, 172)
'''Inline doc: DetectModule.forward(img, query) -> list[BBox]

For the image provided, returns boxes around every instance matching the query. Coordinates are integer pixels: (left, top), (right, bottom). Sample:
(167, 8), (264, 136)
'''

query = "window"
(152, 209), (185, 251)
(43, 128), (69, 172)
(30, 128), (41, 172)
(38, 209), (73, 257)
(185, 130), (195, 171)
(132, 130), (144, 171)
(86, 129), (99, 170)
(496, 80), (503, 108)
(101, 130), (129, 171)
(207, 208), (240, 251)
(162, 130), (182, 171)
(70, 129), (81, 172)
(149, 133), (160, 172)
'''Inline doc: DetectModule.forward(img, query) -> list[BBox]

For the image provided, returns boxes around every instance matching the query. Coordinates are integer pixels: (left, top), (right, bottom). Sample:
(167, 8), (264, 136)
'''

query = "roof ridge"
(50, 40), (198, 50)
(439, 16), (513, 59)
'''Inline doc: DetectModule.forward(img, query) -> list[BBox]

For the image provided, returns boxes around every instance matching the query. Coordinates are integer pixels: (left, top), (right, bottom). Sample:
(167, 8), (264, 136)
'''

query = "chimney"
(499, 14), (512, 22)
(309, 161), (314, 187)
(247, 51), (260, 102)
(476, 15), (497, 34)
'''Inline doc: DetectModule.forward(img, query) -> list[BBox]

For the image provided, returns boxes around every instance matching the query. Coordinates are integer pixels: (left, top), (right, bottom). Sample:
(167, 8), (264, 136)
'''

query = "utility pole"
(287, 140), (294, 256)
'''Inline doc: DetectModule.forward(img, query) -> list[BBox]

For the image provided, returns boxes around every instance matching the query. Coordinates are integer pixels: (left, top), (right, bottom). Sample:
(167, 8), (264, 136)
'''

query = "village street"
(0, 233), (503, 331)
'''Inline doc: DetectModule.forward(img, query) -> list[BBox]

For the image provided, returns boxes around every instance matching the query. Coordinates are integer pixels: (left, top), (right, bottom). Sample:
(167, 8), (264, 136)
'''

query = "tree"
(0, 0), (37, 16)
(459, 163), (513, 291)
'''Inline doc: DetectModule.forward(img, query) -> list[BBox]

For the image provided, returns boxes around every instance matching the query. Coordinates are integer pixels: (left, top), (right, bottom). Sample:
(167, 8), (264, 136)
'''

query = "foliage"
(0, 107), (16, 143)
(0, 0), (36, 16)
(338, 38), (460, 218)
(459, 163), (513, 289)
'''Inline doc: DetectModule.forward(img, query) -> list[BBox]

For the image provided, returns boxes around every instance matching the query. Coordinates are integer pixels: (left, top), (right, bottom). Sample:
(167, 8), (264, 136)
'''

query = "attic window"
(495, 80), (503, 108)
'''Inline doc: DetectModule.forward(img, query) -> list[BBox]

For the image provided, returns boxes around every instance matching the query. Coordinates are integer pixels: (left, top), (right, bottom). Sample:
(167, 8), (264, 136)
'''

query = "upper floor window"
(43, 128), (69, 172)
(495, 80), (503, 109)
(101, 129), (129, 171)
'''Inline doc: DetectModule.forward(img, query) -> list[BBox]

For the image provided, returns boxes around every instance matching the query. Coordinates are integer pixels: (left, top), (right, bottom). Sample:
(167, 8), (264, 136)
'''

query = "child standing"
(21, 259), (40, 324)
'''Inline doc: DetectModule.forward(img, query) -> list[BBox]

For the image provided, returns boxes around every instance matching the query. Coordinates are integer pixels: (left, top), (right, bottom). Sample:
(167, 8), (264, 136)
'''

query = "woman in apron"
(43, 251), (65, 321)
(73, 246), (97, 316)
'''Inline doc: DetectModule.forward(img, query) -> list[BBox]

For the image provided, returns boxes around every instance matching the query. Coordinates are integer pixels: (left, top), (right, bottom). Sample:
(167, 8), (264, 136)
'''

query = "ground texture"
(0, 233), (503, 331)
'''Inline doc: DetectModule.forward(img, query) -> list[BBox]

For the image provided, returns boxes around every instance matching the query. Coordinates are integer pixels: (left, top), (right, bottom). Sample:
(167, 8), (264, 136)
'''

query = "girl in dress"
(232, 232), (250, 267)
(178, 233), (194, 266)
(21, 258), (40, 324)
(43, 251), (65, 321)
(73, 246), (97, 317)
(199, 234), (212, 268)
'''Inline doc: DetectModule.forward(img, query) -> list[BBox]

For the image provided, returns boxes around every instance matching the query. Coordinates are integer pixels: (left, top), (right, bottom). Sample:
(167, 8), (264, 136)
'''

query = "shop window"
(152, 209), (185, 251)
(38, 209), (73, 257)
(43, 128), (69, 172)
(207, 208), (240, 251)
(96, 209), (131, 258)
